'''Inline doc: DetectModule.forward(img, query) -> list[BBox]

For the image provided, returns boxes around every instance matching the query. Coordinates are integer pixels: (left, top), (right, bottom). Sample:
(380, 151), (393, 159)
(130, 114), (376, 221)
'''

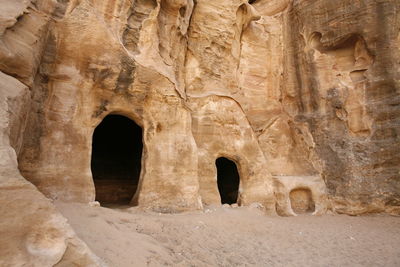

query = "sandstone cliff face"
(282, 0), (400, 214)
(0, 0), (399, 263)
(0, 69), (102, 265)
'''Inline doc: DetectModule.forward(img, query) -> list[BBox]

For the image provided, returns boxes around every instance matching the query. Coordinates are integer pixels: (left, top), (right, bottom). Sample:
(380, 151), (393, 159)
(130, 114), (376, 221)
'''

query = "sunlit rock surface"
(0, 0), (399, 264)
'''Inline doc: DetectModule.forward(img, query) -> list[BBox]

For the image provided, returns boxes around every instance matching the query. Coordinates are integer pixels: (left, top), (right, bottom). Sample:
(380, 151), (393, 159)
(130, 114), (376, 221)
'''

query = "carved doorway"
(216, 157), (240, 204)
(91, 115), (142, 205)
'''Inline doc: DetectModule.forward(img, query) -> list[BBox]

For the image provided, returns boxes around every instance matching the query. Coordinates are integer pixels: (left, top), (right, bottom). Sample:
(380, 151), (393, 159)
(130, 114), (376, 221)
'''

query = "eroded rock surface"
(282, 0), (400, 215)
(0, 0), (399, 264)
(0, 71), (102, 266)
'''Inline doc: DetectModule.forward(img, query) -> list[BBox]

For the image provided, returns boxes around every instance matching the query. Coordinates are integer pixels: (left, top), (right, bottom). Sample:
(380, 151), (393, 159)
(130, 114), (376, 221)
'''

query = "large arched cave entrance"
(216, 157), (240, 205)
(91, 114), (143, 205)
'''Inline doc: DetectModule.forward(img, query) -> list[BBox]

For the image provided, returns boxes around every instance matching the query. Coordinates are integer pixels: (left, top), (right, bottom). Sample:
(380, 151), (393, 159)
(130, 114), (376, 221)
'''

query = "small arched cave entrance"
(216, 157), (240, 205)
(91, 114), (143, 205)
(289, 188), (315, 214)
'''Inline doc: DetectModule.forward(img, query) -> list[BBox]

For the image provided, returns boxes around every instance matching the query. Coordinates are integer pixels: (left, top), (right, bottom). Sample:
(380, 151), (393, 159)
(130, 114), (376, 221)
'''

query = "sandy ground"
(55, 202), (400, 267)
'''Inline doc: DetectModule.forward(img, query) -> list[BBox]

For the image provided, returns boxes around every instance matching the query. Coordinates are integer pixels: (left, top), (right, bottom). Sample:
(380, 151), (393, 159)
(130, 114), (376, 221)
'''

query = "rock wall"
(0, 1), (103, 265)
(282, 0), (400, 214)
(0, 0), (398, 236)
(12, 0), (204, 212)
(0, 71), (102, 265)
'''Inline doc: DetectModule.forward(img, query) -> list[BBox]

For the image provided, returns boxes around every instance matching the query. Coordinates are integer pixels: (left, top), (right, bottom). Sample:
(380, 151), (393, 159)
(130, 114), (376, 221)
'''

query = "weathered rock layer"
(0, 0), (399, 263)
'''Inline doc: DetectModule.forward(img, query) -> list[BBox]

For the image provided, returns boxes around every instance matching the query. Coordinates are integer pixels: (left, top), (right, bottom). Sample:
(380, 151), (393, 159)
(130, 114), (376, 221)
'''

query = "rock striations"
(0, 0), (399, 265)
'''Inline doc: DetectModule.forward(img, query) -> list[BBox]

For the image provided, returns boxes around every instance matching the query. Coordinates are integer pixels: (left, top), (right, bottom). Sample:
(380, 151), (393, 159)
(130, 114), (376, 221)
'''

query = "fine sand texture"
(55, 202), (400, 267)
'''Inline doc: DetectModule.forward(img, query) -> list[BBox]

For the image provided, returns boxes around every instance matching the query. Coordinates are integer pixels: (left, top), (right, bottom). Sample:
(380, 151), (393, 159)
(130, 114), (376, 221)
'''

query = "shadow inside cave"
(91, 114), (143, 205)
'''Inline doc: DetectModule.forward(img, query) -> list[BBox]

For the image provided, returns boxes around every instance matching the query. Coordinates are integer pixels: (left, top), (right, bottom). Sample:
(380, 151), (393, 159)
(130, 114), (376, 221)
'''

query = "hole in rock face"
(179, 6), (186, 17)
(91, 115), (143, 205)
(216, 157), (240, 205)
(289, 188), (315, 214)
